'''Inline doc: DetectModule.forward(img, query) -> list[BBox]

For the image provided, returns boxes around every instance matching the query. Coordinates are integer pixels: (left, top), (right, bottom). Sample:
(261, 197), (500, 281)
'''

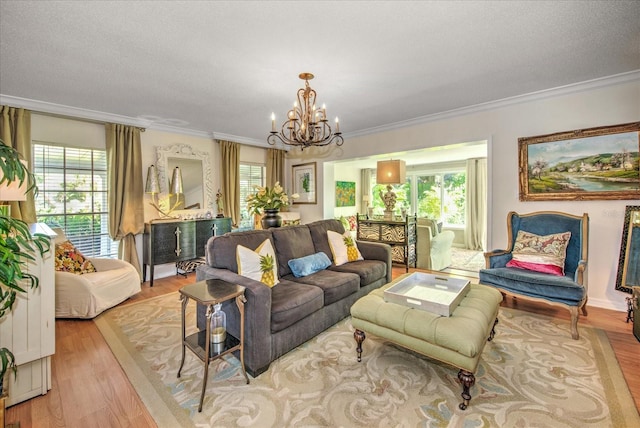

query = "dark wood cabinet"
(357, 215), (417, 272)
(143, 218), (231, 286)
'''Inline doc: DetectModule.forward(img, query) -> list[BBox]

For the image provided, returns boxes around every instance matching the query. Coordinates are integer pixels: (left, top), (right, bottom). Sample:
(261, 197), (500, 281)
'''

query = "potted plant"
(245, 182), (298, 228)
(0, 139), (50, 395)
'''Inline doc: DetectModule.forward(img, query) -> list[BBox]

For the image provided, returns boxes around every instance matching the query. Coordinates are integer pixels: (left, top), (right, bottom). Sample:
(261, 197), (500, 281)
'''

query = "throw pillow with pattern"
(55, 240), (97, 274)
(327, 230), (363, 266)
(506, 230), (571, 276)
(236, 239), (279, 287)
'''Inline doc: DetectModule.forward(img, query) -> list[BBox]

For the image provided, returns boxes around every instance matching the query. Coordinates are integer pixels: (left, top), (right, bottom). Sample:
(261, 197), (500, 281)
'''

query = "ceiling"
(1, 1), (639, 145)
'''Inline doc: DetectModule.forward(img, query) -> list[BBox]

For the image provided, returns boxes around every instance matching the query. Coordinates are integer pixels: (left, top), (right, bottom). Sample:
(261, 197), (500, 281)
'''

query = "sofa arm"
(357, 241), (393, 283)
(195, 265), (273, 374)
(484, 250), (512, 269)
(431, 230), (454, 251)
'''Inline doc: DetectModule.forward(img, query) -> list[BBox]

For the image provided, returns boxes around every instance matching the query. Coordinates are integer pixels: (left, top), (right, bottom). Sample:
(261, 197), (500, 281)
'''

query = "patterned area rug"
(95, 293), (639, 428)
(448, 247), (485, 272)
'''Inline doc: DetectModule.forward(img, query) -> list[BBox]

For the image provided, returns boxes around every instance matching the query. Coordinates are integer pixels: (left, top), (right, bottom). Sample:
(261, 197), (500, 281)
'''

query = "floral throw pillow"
(236, 239), (279, 288)
(506, 230), (571, 276)
(55, 240), (97, 274)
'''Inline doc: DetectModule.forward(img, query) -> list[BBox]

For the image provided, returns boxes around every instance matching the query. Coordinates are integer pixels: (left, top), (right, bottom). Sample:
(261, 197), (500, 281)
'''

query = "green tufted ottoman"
(350, 277), (502, 410)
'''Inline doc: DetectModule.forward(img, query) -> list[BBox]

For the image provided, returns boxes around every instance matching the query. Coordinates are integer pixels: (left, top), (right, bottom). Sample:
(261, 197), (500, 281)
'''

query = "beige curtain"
(266, 148), (285, 187)
(0, 106), (35, 222)
(105, 123), (144, 278)
(219, 140), (240, 227)
(465, 157), (487, 251)
(361, 168), (372, 215)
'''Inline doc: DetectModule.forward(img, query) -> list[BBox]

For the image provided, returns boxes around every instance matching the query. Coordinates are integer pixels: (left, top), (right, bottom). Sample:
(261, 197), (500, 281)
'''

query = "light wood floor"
(6, 267), (640, 427)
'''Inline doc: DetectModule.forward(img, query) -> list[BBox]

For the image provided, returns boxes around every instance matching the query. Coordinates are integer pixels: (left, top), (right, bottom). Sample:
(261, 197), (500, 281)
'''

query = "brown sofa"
(196, 219), (392, 376)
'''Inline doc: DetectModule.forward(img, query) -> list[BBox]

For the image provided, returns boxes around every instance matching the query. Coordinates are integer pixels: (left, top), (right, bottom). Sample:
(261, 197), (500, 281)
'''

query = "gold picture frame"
(519, 122), (640, 201)
(292, 162), (317, 204)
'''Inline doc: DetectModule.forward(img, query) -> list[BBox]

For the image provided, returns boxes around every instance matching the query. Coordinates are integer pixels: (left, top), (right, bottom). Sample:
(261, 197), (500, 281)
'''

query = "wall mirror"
(615, 205), (640, 293)
(156, 143), (213, 213)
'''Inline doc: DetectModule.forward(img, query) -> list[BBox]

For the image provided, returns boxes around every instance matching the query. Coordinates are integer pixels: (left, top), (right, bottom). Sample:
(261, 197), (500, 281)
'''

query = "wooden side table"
(177, 279), (249, 412)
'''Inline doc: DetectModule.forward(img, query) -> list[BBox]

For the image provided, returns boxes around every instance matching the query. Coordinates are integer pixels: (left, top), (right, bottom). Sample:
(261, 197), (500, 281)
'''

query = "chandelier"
(268, 73), (344, 150)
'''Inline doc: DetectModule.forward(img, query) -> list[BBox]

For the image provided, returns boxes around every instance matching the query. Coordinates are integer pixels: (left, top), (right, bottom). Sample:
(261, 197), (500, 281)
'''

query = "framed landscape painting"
(292, 162), (316, 204)
(519, 122), (640, 201)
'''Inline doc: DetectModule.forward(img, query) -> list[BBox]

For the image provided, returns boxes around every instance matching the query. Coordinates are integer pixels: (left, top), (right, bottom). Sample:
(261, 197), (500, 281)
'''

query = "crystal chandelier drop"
(268, 73), (344, 150)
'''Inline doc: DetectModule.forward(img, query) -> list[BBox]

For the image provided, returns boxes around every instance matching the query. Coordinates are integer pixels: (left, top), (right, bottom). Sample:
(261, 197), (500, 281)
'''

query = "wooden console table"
(357, 215), (417, 272)
(143, 218), (231, 286)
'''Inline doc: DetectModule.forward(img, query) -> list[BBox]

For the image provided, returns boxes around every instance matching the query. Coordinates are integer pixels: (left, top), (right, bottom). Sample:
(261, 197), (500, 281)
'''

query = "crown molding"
(344, 70), (640, 139)
(212, 132), (270, 148)
(3, 70), (638, 144)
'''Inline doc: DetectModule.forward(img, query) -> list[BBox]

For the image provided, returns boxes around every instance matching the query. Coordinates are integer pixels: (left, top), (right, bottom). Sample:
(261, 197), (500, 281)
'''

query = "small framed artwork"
(519, 122), (640, 201)
(292, 162), (317, 204)
(335, 181), (356, 207)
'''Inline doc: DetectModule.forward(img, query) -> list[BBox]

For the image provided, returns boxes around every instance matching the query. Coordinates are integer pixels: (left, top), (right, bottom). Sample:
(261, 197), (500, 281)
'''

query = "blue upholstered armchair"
(479, 211), (589, 339)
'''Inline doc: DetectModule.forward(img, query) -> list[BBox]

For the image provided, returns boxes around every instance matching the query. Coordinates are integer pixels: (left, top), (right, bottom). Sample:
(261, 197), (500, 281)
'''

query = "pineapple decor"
(236, 239), (279, 287)
(343, 235), (359, 262)
(328, 230), (363, 266)
(259, 253), (276, 287)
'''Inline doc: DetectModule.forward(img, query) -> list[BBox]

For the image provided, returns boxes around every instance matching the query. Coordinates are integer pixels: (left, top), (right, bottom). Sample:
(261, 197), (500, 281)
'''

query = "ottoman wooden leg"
(488, 317), (498, 341)
(457, 369), (475, 410)
(354, 329), (366, 362)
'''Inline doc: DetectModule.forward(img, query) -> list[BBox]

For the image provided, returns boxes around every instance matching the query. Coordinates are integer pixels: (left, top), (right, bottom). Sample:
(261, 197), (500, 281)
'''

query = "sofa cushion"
(288, 252), (332, 278)
(284, 269), (359, 305)
(207, 230), (273, 272)
(479, 267), (584, 306)
(307, 219), (345, 260)
(270, 279), (324, 333)
(506, 230), (571, 276)
(55, 240), (97, 274)
(271, 225), (316, 276)
(329, 259), (387, 286)
(237, 239), (279, 287)
(327, 230), (364, 266)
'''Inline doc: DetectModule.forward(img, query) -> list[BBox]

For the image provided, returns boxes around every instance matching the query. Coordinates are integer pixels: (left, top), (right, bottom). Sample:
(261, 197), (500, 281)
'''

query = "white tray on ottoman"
(383, 272), (470, 316)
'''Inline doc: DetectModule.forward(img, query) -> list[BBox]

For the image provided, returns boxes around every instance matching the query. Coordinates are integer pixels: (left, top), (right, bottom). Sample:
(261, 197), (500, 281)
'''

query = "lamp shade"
(145, 164), (161, 194)
(169, 167), (184, 195)
(376, 160), (406, 185)
(0, 159), (28, 201)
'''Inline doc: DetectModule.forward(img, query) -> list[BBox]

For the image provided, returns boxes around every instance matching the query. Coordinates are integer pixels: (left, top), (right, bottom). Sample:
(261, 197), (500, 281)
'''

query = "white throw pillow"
(236, 239), (279, 287)
(327, 230), (363, 266)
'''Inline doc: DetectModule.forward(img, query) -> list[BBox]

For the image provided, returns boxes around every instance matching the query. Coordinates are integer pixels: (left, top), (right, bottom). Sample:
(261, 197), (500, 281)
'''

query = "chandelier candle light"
(268, 73), (344, 150)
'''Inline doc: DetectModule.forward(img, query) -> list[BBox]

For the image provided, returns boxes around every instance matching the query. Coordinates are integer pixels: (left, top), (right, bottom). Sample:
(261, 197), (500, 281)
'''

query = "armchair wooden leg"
(569, 306), (580, 340)
(581, 297), (588, 316)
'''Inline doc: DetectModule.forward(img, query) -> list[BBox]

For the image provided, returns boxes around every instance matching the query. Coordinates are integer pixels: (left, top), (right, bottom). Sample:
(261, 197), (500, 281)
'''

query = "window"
(33, 142), (118, 257)
(415, 172), (466, 226)
(370, 167), (466, 227)
(238, 163), (265, 229)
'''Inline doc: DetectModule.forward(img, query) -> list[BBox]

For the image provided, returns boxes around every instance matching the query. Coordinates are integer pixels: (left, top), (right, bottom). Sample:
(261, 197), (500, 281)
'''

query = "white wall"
(286, 79), (640, 312)
(332, 166), (361, 218)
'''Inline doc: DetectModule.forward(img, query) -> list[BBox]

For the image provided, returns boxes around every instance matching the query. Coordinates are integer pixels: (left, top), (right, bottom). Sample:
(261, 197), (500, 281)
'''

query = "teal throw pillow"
(288, 252), (332, 278)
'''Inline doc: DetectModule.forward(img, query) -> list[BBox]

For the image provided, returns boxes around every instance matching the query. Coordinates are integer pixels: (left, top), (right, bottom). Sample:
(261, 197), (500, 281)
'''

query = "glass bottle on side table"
(177, 279), (249, 412)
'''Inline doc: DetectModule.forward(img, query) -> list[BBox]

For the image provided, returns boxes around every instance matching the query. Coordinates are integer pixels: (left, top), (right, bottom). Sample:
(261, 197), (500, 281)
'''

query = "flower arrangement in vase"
(246, 182), (298, 228)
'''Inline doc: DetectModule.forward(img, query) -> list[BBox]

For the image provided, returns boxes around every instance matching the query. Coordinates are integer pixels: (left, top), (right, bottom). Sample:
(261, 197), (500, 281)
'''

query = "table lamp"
(145, 164), (184, 219)
(376, 159), (406, 220)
